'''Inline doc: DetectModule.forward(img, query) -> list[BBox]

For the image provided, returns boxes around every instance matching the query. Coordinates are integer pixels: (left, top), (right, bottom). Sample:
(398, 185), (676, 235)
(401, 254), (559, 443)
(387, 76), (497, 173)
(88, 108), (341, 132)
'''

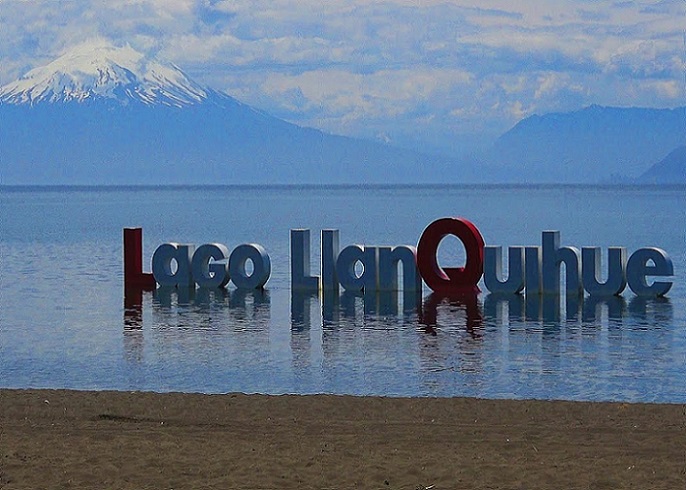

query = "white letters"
(484, 233), (673, 297)
(191, 243), (230, 288)
(290, 229), (319, 291)
(542, 231), (582, 295)
(147, 226), (675, 298)
(626, 248), (673, 297)
(581, 247), (627, 296)
(321, 229), (340, 291)
(228, 244), (271, 289)
(336, 245), (377, 292)
(152, 242), (270, 289)
(152, 243), (195, 288)
(484, 246), (525, 294)
(378, 246), (422, 292)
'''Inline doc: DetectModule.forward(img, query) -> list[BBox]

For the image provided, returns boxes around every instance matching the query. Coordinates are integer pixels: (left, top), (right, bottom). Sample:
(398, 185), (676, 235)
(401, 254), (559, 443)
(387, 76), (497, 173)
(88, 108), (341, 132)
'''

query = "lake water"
(1, 185), (685, 402)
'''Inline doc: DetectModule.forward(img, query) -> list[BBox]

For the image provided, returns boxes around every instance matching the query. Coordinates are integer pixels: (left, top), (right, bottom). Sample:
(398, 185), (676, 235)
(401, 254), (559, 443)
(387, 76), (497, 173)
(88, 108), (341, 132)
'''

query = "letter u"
(484, 246), (525, 294)
(581, 247), (627, 296)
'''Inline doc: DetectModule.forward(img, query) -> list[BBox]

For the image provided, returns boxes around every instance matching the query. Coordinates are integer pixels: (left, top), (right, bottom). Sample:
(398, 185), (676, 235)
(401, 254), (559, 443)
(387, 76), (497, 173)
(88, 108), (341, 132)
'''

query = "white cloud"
(0, 0), (684, 155)
(652, 80), (681, 99)
(239, 67), (474, 125)
(534, 72), (571, 100)
(509, 100), (531, 119)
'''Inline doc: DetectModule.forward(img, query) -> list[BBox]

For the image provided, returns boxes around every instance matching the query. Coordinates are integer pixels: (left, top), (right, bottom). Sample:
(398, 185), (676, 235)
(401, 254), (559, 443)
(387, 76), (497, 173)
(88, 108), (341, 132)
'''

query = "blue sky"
(1, 0), (684, 155)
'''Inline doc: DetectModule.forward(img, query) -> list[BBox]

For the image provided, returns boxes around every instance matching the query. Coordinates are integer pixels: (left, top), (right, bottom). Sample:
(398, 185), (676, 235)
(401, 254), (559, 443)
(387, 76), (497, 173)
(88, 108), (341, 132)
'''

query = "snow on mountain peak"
(0, 42), (211, 107)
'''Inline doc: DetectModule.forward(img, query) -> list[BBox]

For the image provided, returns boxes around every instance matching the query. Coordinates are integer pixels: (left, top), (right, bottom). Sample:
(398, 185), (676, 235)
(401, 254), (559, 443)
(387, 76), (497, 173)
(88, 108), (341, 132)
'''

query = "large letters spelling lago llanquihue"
(124, 217), (673, 297)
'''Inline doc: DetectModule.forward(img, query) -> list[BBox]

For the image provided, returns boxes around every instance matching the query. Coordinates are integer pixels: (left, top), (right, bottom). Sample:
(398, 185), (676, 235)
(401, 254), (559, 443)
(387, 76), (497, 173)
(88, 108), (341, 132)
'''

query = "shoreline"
(1, 388), (684, 489)
(3, 386), (686, 405)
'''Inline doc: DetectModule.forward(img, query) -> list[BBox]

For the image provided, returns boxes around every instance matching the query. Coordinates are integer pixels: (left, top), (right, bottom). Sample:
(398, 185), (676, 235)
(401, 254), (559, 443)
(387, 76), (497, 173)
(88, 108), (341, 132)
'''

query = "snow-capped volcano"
(0, 42), (213, 107)
(0, 41), (441, 185)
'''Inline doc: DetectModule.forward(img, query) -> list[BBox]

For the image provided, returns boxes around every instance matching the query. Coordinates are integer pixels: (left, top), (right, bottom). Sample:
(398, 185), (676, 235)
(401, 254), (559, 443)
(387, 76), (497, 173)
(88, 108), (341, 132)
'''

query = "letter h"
(541, 231), (582, 295)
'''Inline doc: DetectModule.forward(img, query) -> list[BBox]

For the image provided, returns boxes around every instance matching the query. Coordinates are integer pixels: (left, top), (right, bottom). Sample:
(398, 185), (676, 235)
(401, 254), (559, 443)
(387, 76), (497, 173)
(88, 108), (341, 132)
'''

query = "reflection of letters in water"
(122, 287), (675, 389)
(124, 287), (271, 330)
(125, 288), (673, 334)
(483, 293), (673, 326)
(289, 290), (674, 334)
(291, 289), (422, 331)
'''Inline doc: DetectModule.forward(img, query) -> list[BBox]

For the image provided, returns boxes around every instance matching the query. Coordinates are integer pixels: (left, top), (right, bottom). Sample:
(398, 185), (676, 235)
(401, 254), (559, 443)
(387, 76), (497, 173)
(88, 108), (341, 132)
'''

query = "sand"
(0, 389), (684, 489)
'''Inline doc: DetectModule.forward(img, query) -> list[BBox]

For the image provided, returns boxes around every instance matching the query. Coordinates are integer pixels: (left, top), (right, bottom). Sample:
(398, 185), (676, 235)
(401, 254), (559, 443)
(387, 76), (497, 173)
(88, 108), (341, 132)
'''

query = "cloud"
(1, 0), (684, 155)
(255, 68), (474, 119)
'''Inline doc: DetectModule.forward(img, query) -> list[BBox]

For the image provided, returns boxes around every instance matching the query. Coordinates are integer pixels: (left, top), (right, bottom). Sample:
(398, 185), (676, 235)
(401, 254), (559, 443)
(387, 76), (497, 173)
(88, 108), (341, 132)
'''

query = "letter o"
(416, 217), (484, 294)
(229, 243), (271, 289)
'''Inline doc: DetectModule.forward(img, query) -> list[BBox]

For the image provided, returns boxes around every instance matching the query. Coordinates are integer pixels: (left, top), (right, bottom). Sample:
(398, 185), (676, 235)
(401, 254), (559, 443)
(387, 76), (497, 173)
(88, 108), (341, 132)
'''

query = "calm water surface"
(1, 185), (685, 402)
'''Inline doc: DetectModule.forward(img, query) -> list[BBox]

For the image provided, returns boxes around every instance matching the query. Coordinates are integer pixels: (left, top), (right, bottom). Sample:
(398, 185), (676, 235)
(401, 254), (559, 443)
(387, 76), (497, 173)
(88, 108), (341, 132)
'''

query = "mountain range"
(641, 145), (686, 184)
(1, 43), (684, 184)
(0, 44), (454, 185)
(487, 105), (686, 183)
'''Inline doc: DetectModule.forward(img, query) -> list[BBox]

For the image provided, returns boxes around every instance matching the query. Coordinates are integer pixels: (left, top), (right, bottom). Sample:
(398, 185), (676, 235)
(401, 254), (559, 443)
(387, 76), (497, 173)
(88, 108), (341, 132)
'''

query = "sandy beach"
(0, 389), (684, 489)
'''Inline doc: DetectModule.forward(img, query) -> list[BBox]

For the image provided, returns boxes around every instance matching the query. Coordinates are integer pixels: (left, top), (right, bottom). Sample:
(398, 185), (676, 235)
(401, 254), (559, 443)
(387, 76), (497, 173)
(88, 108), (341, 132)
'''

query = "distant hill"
(640, 146), (686, 184)
(0, 43), (455, 185)
(486, 105), (686, 183)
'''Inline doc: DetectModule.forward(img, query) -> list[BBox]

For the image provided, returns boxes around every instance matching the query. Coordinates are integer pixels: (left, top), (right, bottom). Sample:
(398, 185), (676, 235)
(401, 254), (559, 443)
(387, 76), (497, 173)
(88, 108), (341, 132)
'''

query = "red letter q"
(416, 217), (484, 294)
